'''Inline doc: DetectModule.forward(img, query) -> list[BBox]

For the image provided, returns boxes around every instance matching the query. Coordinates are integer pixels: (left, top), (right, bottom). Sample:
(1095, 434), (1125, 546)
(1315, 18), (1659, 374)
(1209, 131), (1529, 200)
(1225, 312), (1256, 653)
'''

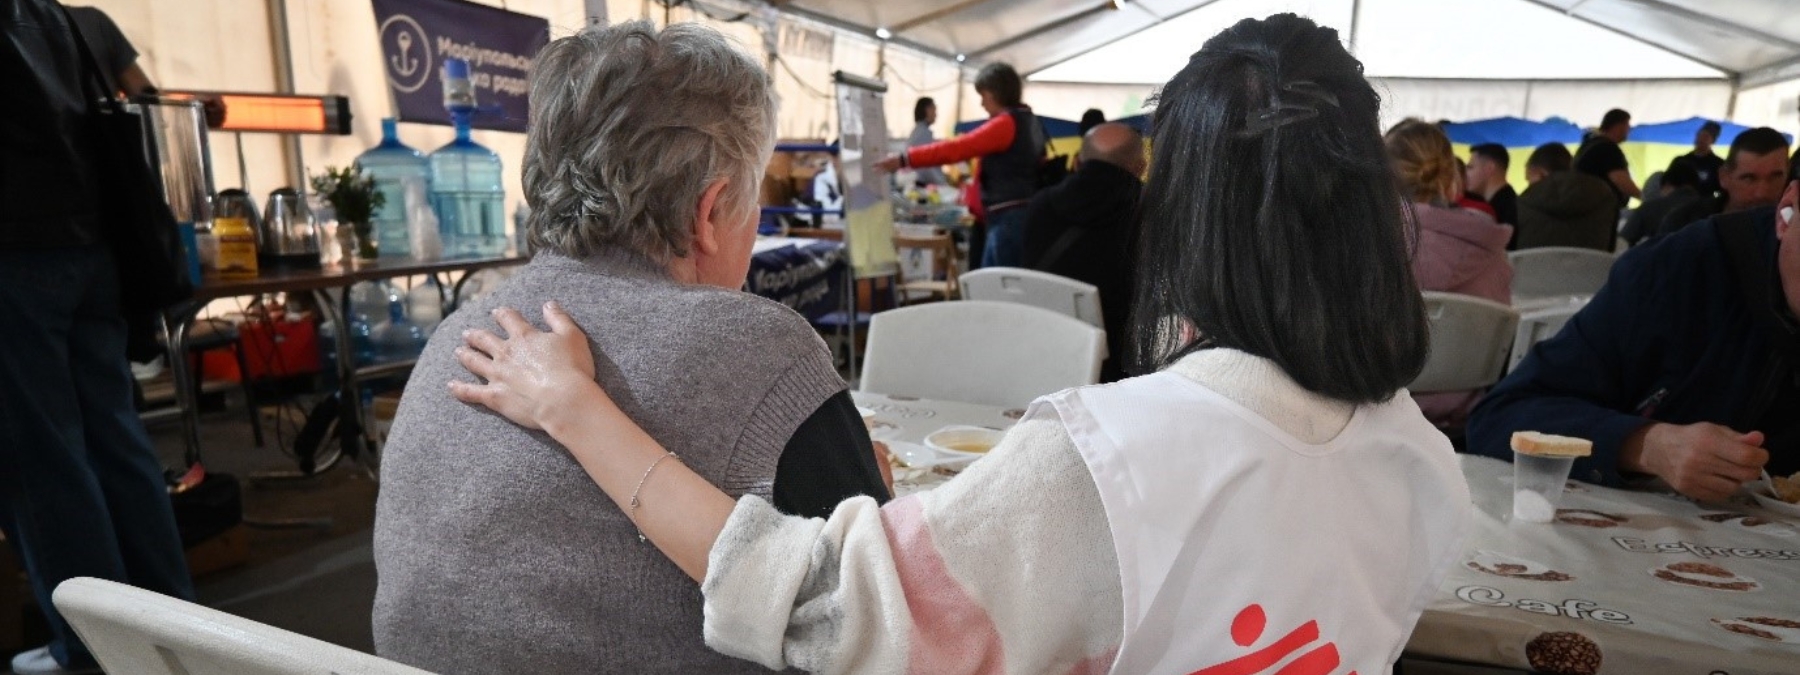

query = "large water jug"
(354, 118), (429, 258)
(371, 297), (430, 363)
(429, 59), (507, 258)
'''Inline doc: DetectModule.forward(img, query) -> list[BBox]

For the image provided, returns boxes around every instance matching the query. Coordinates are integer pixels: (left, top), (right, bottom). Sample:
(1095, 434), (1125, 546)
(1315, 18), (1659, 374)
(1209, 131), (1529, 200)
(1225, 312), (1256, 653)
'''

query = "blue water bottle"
(354, 118), (430, 258)
(428, 58), (507, 258)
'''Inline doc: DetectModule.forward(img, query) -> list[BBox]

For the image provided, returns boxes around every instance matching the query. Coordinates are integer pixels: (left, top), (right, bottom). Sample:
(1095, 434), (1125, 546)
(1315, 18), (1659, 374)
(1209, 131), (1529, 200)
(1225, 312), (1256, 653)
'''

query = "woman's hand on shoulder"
(450, 301), (602, 433)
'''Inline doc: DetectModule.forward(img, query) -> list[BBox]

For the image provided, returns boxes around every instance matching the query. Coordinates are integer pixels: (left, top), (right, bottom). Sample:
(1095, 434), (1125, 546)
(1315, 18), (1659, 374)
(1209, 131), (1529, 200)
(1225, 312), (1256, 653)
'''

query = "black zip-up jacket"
(977, 107), (1045, 212)
(1469, 207), (1800, 484)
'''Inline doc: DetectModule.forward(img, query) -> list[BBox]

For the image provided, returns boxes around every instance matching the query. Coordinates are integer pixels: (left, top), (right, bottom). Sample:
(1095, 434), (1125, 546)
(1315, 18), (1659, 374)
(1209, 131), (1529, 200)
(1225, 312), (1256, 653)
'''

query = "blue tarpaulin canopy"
(1440, 117), (1583, 148)
(1627, 116), (1793, 146)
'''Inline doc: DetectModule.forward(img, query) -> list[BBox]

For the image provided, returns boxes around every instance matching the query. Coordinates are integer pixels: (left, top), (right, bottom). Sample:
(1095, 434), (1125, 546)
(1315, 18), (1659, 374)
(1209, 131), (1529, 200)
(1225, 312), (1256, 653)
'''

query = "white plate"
(884, 441), (968, 469)
(1748, 479), (1800, 519)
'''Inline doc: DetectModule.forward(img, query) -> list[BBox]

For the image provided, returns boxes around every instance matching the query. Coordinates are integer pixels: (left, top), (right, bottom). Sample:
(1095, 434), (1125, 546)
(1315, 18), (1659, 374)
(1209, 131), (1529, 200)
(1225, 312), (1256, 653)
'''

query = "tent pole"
(1727, 75), (1741, 120)
(1348, 0), (1362, 55)
(954, 67), (966, 127)
(266, 0), (304, 192)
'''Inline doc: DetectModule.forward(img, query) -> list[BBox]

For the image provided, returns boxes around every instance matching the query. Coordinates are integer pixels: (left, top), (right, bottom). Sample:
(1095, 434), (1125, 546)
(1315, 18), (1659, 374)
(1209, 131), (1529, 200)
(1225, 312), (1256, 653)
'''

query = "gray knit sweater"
(372, 250), (845, 674)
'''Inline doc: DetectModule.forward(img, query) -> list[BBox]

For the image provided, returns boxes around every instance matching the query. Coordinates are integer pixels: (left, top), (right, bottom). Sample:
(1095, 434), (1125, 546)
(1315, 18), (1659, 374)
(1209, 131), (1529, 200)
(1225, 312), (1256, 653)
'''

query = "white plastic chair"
(1507, 301), (1586, 374)
(1507, 247), (1616, 303)
(53, 577), (434, 675)
(860, 300), (1105, 408)
(959, 267), (1105, 330)
(1411, 292), (1521, 394)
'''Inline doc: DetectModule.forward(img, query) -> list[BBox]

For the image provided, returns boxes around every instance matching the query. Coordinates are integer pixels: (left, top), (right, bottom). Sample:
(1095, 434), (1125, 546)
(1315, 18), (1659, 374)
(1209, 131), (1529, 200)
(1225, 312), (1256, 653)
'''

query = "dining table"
(161, 254), (529, 475)
(850, 390), (1020, 496)
(1405, 455), (1800, 674)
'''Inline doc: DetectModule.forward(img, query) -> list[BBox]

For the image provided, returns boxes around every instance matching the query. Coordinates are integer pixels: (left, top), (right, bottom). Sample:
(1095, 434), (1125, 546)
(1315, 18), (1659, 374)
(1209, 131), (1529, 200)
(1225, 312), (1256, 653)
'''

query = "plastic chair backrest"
(959, 267), (1104, 329)
(1412, 292), (1521, 394)
(53, 577), (434, 675)
(1507, 302), (1586, 374)
(1508, 247), (1616, 302)
(859, 300), (1105, 408)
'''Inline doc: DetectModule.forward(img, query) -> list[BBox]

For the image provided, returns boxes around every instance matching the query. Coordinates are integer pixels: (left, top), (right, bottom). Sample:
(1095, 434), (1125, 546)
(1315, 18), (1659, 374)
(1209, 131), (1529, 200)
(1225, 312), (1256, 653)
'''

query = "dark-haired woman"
(447, 14), (1469, 675)
(877, 63), (1043, 268)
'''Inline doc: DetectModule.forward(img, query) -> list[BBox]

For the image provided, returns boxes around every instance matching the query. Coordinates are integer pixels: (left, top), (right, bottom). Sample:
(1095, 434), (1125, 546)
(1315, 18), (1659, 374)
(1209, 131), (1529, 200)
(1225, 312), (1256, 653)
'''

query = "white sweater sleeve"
(701, 414), (1124, 675)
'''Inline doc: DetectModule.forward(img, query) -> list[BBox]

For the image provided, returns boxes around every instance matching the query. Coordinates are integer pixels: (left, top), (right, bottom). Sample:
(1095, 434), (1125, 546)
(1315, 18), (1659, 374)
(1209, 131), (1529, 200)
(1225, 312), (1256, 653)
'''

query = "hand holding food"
(1623, 422), (1768, 503)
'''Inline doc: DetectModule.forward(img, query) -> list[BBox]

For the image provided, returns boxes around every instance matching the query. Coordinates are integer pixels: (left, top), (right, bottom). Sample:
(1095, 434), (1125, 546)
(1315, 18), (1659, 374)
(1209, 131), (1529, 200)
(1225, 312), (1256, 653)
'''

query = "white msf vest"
(1037, 371), (1469, 675)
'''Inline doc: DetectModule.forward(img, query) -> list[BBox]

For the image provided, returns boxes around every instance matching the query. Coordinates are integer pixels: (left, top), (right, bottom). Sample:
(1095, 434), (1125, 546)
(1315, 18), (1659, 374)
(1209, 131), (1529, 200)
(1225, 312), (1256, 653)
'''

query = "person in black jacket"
(1022, 122), (1145, 382)
(1468, 181), (1800, 502)
(1653, 126), (1789, 242)
(1620, 158), (1701, 246)
(1464, 143), (1517, 228)
(1, 4), (195, 674)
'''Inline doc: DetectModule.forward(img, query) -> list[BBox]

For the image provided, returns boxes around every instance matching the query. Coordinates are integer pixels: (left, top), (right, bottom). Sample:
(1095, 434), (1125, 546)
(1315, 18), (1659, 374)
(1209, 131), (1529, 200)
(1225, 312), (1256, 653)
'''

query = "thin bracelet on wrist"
(629, 451), (682, 543)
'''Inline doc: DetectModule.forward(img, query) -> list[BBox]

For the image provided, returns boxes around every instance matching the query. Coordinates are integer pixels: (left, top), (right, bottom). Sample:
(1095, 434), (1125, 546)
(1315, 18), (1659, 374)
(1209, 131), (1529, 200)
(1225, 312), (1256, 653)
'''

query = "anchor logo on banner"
(378, 13), (433, 93)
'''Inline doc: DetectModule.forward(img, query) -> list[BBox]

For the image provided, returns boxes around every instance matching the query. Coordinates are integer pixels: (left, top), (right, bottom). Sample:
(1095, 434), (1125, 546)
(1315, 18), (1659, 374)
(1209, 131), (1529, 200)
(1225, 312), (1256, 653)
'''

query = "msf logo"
(1190, 604), (1356, 675)
(378, 13), (433, 93)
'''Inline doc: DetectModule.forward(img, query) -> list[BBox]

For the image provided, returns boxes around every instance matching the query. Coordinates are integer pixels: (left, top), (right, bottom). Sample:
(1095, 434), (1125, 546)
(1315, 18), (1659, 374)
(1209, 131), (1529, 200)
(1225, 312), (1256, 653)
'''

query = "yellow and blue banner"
(1443, 116), (1793, 201)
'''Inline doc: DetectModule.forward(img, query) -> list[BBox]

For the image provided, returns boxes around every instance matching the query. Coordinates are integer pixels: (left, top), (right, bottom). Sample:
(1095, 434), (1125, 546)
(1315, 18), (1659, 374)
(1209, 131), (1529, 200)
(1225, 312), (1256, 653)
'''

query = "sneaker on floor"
(10, 647), (100, 675)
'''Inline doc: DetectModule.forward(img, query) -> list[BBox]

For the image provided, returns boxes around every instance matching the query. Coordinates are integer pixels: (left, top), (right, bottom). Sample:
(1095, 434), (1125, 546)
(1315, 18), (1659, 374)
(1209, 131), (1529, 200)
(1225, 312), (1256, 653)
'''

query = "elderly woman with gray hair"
(371, 20), (889, 675)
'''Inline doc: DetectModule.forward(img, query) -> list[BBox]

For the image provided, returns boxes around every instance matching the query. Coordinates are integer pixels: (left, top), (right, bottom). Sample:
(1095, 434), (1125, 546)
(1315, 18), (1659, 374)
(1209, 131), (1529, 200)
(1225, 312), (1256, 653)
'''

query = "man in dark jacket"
(1516, 142), (1618, 251)
(1620, 158), (1700, 246)
(1675, 121), (1725, 199)
(1022, 122), (1144, 382)
(1468, 189), (1800, 503)
(1658, 127), (1790, 241)
(2, 3), (195, 674)
(1574, 108), (1640, 209)
(1465, 143), (1518, 228)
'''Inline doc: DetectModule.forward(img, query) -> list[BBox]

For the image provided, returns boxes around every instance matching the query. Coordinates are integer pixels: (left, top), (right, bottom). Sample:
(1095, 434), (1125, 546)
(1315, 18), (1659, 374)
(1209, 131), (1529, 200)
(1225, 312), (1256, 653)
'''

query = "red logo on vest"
(1188, 604), (1354, 675)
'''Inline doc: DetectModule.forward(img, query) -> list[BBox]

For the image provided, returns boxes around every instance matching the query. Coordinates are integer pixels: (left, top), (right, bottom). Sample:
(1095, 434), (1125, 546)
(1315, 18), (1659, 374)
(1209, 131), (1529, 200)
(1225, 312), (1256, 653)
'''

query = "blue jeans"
(980, 207), (1028, 269)
(0, 245), (195, 669)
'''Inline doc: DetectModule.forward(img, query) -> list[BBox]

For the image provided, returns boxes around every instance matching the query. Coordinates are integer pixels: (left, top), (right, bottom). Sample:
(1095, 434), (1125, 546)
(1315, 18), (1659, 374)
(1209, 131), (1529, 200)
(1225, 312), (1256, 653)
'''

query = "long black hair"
(1131, 13), (1427, 404)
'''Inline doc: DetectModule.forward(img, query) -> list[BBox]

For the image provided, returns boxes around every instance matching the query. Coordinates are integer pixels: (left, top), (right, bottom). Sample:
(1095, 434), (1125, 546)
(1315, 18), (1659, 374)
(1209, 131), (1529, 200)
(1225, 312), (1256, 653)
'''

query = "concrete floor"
(6, 390), (383, 673)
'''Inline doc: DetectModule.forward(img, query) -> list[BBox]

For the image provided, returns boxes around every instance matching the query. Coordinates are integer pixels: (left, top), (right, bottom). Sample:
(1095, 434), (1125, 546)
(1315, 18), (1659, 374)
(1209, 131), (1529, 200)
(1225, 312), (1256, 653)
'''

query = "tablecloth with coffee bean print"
(1406, 456), (1800, 674)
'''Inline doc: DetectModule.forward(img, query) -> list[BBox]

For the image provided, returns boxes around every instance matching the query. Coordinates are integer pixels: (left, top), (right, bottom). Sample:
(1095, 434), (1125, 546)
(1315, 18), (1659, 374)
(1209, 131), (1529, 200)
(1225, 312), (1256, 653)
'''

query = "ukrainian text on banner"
(371, 0), (548, 132)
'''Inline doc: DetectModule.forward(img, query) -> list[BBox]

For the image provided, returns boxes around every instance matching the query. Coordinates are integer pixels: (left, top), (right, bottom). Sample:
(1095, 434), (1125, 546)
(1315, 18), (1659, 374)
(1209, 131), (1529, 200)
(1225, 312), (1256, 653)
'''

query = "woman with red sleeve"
(878, 63), (1043, 268)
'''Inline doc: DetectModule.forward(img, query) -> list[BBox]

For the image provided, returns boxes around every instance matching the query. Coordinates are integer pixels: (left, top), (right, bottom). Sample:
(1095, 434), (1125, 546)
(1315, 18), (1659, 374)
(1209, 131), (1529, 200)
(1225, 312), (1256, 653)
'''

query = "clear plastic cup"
(1513, 452), (1577, 523)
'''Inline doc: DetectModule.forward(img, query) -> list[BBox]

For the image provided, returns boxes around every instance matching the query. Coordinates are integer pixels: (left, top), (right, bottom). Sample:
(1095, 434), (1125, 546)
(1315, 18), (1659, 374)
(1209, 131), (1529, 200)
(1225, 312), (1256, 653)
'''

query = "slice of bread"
(1511, 431), (1593, 458)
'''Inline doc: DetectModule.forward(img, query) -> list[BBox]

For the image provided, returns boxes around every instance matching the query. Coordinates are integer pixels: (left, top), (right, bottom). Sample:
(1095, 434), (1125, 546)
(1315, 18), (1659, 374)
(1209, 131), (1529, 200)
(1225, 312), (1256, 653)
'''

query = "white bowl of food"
(924, 425), (1004, 465)
(1750, 474), (1800, 519)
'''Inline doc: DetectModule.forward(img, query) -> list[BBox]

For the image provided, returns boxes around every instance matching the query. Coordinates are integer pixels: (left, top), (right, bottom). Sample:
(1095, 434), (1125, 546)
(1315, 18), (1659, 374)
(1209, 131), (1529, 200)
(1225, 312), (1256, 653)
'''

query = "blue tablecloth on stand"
(746, 237), (845, 321)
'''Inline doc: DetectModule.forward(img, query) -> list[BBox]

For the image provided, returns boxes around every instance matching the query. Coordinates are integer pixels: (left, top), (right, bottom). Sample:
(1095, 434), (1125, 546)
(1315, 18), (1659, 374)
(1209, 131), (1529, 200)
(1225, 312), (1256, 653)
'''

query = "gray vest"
(373, 251), (843, 674)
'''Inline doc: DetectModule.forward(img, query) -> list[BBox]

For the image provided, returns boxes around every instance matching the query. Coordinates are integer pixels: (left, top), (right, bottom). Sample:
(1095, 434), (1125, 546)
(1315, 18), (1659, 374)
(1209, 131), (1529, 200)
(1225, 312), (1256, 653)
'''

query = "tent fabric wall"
(70, 0), (1800, 242)
(1019, 77), (1739, 138)
(1733, 80), (1800, 133)
(79, 0), (960, 236)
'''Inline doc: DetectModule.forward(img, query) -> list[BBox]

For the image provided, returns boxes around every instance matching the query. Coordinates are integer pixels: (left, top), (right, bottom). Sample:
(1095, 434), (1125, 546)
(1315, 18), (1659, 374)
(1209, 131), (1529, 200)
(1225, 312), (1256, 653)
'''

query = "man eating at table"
(1468, 179), (1800, 502)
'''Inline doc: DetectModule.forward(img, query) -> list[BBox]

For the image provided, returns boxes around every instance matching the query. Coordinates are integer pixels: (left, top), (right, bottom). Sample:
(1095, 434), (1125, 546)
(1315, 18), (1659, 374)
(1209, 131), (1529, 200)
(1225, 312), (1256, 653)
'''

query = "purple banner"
(371, 0), (547, 133)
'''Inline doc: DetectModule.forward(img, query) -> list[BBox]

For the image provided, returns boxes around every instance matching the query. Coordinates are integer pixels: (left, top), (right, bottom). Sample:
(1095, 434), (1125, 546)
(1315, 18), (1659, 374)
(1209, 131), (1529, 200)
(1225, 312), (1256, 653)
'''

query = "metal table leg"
(161, 303), (207, 469)
(319, 286), (374, 477)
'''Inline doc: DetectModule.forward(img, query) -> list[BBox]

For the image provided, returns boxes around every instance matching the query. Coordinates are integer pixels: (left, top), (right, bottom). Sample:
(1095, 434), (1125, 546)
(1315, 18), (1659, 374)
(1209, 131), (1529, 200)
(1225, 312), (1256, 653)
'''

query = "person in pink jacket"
(1386, 118), (1514, 428)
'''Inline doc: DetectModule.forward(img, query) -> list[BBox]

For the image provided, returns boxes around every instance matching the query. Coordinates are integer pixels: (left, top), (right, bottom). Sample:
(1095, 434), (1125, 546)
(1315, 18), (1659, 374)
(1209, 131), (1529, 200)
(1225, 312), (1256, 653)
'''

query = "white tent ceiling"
(771, 0), (1800, 87)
